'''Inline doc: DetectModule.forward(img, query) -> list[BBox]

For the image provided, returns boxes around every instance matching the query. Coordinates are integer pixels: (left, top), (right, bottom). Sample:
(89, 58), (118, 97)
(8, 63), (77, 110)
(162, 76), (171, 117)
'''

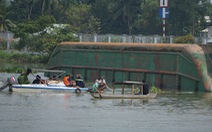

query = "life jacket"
(63, 76), (70, 86)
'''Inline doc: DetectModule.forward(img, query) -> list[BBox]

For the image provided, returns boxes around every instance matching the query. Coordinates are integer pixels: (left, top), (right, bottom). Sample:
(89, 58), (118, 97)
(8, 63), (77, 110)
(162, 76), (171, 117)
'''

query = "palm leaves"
(108, 0), (141, 34)
(0, 15), (16, 32)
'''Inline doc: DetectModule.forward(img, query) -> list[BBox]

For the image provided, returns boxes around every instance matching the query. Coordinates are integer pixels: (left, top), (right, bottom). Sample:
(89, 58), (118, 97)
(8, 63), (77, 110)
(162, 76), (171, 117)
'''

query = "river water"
(0, 73), (212, 132)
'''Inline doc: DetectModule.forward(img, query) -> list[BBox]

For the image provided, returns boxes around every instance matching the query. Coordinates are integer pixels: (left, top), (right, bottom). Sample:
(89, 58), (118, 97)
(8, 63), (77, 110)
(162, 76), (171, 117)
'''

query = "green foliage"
(0, 14), (16, 32)
(0, 66), (25, 73)
(134, 0), (160, 35)
(15, 67), (25, 73)
(149, 86), (162, 94)
(65, 4), (101, 34)
(12, 15), (56, 38)
(0, 50), (48, 72)
(12, 15), (60, 56)
(0, 0), (211, 53)
(107, 0), (141, 35)
(0, 51), (48, 64)
(173, 34), (195, 44)
(0, 0), (7, 15)
(0, 40), (7, 50)
(168, 0), (212, 36)
(26, 24), (79, 56)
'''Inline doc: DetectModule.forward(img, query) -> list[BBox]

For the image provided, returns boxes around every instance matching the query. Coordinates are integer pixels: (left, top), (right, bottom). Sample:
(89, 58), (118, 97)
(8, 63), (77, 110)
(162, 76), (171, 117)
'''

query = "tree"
(0, 14), (16, 32)
(7, 0), (40, 22)
(106, 0), (142, 34)
(12, 15), (79, 56)
(28, 25), (79, 55)
(50, 0), (78, 23)
(12, 15), (56, 51)
(168, 0), (211, 36)
(91, 0), (116, 34)
(133, 0), (160, 35)
(0, 0), (7, 15)
(197, 0), (212, 30)
(41, 0), (51, 15)
(64, 4), (101, 34)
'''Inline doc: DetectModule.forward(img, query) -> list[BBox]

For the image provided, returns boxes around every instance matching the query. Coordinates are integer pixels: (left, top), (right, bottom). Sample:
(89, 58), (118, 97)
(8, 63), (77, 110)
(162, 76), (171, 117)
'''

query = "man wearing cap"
(17, 68), (32, 84)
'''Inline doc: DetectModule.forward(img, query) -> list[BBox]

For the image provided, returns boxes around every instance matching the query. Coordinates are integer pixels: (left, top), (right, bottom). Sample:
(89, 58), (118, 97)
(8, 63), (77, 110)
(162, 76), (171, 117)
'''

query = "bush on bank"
(173, 34), (195, 44)
(0, 51), (48, 73)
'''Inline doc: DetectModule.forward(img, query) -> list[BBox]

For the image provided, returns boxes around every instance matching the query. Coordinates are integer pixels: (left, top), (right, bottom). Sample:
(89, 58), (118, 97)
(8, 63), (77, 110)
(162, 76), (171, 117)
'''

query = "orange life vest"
(63, 76), (70, 86)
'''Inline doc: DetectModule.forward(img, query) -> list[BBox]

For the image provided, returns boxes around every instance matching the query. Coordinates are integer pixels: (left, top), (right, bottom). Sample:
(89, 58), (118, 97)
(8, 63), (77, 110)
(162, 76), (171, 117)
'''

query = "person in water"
(17, 68), (32, 84)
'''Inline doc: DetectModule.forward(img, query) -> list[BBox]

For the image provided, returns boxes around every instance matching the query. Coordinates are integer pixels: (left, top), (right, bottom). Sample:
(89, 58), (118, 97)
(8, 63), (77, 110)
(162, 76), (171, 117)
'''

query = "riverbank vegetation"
(0, 0), (211, 72)
(0, 51), (47, 73)
(0, 0), (211, 56)
(149, 86), (162, 94)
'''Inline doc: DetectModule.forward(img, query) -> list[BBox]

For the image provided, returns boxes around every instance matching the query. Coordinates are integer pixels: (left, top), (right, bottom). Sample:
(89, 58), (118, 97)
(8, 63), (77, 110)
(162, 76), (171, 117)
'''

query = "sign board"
(159, 8), (169, 19)
(159, 0), (168, 7)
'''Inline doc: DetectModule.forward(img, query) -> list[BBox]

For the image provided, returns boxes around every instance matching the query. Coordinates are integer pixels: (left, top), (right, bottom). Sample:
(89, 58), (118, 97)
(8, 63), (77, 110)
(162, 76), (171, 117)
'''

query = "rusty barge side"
(47, 42), (212, 92)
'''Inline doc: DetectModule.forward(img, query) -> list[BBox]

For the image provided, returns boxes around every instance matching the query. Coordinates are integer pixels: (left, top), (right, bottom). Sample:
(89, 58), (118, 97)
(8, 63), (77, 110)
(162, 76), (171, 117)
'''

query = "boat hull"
(12, 84), (89, 93)
(89, 92), (157, 99)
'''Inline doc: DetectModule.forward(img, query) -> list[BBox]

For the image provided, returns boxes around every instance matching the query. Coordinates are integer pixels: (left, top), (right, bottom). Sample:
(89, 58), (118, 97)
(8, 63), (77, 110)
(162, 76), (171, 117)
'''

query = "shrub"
(149, 86), (162, 94)
(173, 34), (195, 44)
(0, 51), (47, 73)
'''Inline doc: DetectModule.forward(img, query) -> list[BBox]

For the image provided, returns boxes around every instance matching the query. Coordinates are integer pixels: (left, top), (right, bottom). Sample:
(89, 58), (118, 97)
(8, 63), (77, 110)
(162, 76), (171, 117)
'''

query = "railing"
(0, 32), (211, 52)
(79, 33), (210, 44)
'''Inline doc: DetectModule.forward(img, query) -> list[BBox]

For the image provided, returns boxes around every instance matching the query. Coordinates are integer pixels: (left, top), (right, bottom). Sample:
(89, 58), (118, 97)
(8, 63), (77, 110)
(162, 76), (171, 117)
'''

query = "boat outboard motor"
(0, 76), (17, 92)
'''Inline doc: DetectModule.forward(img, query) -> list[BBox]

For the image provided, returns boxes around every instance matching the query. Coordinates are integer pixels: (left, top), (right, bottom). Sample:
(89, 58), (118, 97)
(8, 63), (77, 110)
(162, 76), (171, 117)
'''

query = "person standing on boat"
(142, 80), (149, 95)
(17, 68), (32, 84)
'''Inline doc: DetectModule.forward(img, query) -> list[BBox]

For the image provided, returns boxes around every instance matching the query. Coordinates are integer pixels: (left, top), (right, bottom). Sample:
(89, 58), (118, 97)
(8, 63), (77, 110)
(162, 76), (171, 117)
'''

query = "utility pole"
(159, 0), (169, 39)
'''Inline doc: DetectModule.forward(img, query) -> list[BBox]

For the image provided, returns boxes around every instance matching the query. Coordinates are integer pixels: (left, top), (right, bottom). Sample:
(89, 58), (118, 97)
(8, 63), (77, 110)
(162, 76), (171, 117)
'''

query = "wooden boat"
(89, 92), (157, 99)
(88, 80), (157, 99)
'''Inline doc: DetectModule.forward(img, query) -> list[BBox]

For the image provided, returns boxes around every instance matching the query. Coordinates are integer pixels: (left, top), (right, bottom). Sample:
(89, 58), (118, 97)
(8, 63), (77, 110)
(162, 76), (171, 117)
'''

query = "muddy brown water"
(0, 73), (212, 132)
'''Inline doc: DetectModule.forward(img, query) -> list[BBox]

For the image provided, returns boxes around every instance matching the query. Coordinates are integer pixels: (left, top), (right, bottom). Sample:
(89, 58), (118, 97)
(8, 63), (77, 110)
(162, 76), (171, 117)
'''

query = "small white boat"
(0, 69), (89, 93)
(11, 83), (89, 93)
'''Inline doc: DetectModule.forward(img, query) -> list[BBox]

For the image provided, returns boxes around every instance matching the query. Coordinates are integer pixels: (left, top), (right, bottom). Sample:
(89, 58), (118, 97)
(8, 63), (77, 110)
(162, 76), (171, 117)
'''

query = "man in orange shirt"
(63, 75), (71, 86)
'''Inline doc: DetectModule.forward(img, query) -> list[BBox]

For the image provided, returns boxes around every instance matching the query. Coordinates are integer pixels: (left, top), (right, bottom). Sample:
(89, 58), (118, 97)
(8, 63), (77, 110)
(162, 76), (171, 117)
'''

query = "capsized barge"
(47, 42), (212, 92)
